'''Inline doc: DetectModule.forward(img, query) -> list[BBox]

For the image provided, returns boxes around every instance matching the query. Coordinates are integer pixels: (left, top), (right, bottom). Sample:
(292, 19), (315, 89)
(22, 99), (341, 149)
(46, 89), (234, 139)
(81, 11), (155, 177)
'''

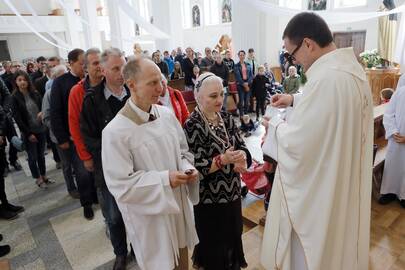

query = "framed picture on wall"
(308, 0), (327, 10)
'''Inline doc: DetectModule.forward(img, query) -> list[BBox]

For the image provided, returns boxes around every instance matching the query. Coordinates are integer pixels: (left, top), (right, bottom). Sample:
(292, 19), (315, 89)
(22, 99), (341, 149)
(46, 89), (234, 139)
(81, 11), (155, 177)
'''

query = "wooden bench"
(372, 104), (388, 200)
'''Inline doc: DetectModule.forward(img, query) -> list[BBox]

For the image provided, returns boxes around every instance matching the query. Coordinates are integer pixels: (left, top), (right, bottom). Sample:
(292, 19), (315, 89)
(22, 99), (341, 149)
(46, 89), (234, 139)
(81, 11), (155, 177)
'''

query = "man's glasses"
(284, 39), (304, 65)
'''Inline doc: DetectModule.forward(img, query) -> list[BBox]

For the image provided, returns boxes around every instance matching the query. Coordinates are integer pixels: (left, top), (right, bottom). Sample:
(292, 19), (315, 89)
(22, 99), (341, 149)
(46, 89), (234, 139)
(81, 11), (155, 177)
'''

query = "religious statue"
(215, 34), (233, 56)
(308, 0), (327, 10)
(133, 43), (142, 56)
(192, 5), (201, 27)
(222, 0), (232, 23)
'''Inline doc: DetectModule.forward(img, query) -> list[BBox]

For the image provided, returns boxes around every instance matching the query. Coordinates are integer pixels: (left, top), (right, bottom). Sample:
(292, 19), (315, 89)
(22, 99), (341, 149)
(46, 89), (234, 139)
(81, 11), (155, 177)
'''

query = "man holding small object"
(102, 57), (199, 270)
(261, 13), (373, 270)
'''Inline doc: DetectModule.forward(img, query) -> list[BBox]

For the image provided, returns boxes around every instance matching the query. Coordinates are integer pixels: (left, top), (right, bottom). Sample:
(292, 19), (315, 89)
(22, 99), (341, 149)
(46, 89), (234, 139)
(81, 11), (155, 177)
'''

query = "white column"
(106, 0), (134, 54)
(150, 0), (178, 51)
(63, 0), (82, 48)
(79, 0), (102, 49)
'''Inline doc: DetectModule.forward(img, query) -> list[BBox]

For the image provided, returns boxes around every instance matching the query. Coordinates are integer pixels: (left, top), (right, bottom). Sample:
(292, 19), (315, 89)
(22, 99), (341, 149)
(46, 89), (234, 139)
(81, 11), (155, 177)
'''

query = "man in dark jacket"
(30, 56), (47, 82)
(0, 104), (24, 220)
(152, 51), (169, 79)
(80, 48), (130, 270)
(50, 48), (93, 204)
(0, 77), (22, 175)
(34, 56), (60, 98)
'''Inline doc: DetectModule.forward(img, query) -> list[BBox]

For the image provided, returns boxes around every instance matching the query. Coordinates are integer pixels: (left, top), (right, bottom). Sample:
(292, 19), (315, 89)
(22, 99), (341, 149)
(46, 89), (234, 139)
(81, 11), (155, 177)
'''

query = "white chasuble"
(381, 85), (405, 200)
(261, 48), (373, 270)
(102, 102), (199, 270)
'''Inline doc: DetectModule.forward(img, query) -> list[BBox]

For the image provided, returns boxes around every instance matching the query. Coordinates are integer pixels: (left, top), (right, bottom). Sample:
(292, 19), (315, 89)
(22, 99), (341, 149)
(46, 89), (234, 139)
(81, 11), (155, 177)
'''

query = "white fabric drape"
(394, 14), (405, 71)
(116, 0), (170, 39)
(239, 0), (405, 25)
(21, 0), (73, 51)
(3, 0), (70, 51)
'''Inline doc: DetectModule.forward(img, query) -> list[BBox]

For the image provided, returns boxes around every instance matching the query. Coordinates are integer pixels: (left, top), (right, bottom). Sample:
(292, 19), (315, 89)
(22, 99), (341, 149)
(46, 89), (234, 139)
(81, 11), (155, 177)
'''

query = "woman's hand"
(221, 147), (245, 165)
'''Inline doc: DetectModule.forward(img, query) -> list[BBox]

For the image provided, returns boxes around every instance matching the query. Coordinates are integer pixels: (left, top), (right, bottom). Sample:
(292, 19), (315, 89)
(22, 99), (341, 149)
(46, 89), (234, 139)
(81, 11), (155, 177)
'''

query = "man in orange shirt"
(68, 48), (103, 220)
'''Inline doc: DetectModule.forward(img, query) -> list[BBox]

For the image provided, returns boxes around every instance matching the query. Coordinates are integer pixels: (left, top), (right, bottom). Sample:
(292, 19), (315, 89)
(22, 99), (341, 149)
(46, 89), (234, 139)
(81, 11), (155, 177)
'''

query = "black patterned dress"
(184, 109), (252, 270)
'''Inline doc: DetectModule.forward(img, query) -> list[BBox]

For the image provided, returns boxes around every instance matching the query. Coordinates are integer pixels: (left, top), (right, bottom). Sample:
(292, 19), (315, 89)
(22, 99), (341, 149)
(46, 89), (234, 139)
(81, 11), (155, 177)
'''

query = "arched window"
(192, 5), (201, 27)
(308, 0), (327, 10)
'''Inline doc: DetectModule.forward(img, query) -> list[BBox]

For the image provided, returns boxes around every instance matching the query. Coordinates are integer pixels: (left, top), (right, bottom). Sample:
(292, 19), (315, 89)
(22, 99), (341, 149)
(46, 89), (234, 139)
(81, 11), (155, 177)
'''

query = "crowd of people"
(0, 11), (402, 270)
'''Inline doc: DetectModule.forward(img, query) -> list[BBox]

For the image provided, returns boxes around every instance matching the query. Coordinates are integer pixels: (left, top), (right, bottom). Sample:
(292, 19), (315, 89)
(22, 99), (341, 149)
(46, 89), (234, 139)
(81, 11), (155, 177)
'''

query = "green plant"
(359, 49), (382, 68)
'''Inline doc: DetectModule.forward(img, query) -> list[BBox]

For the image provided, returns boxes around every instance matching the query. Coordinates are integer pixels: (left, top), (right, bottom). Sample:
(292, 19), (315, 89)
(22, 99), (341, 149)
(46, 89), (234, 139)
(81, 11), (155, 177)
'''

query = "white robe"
(261, 48), (373, 270)
(381, 85), (405, 199)
(102, 102), (199, 270)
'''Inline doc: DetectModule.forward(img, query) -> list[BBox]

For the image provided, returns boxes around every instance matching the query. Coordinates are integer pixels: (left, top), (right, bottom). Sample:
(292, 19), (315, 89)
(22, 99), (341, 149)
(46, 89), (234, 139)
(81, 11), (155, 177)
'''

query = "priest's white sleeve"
(262, 116), (285, 161)
(101, 128), (180, 216)
(383, 91), (399, 139)
(172, 114), (200, 205)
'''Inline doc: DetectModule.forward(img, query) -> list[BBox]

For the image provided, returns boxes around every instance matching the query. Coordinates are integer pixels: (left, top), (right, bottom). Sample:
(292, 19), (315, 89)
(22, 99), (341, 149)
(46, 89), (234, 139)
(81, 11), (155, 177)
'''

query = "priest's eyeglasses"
(284, 39), (304, 65)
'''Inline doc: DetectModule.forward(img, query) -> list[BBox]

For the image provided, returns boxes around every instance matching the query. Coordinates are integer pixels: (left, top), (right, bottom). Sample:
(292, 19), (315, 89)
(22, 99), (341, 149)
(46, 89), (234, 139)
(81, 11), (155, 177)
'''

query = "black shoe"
(0, 245), (10, 257)
(83, 206), (94, 220)
(113, 255), (127, 270)
(3, 167), (9, 178)
(0, 234), (3, 242)
(400, 200), (405, 209)
(69, 190), (80, 199)
(11, 161), (22, 171)
(4, 203), (24, 214)
(83, 205), (94, 220)
(378, 193), (397, 205)
(56, 162), (62, 170)
(0, 207), (18, 220)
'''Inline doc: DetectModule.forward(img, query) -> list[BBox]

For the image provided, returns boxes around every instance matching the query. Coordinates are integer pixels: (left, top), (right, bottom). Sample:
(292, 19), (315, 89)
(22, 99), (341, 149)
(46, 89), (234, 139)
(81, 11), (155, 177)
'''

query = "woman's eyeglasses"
(284, 39), (304, 65)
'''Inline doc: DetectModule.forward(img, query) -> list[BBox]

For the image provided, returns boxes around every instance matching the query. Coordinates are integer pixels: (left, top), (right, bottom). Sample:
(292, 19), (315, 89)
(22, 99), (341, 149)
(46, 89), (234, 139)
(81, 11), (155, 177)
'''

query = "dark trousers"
(0, 147), (7, 204)
(46, 130), (60, 163)
(25, 132), (47, 179)
(256, 97), (266, 119)
(237, 85), (251, 116)
(97, 186), (128, 256)
(57, 142), (96, 207)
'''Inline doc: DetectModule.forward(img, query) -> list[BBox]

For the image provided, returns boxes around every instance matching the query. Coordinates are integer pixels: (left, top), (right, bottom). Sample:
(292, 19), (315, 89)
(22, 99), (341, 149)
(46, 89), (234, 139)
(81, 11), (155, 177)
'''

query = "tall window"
(204, 0), (220, 25)
(181, 0), (191, 28)
(279, 0), (302, 10)
(334, 0), (367, 8)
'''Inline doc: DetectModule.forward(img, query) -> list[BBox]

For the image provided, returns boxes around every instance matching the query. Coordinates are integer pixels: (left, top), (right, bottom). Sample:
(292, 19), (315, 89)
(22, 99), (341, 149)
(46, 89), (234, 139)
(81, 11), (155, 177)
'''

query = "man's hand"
(169, 171), (189, 188)
(271, 94), (293, 108)
(185, 169), (199, 183)
(28, 134), (38, 143)
(37, 112), (43, 121)
(83, 159), (94, 172)
(393, 133), (405, 144)
(59, 142), (70, 150)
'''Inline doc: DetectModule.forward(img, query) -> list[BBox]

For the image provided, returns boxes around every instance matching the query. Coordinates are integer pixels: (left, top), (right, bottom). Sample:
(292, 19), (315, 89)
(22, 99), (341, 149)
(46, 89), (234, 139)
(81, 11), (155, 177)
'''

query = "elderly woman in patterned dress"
(183, 72), (252, 270)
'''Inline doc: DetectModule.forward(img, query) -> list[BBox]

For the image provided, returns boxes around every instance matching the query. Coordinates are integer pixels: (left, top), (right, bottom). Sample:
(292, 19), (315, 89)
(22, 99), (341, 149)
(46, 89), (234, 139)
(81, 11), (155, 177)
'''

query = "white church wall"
(0, 33), (59, 61)
(0, 0), (53, 15)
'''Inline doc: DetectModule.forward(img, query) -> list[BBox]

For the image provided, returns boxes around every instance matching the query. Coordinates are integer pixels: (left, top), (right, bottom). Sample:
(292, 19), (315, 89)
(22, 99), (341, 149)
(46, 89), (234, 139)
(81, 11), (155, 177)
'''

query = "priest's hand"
(271, 94), (293, 108)
(393, 133), (405, 144)
(169, 171), (189, 188)
(185, 169), (199, 183)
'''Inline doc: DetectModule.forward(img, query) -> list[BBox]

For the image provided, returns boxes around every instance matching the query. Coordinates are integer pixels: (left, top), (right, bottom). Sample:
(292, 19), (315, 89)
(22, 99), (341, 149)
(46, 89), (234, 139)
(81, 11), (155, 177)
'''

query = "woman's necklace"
(196, 106), (230, 150)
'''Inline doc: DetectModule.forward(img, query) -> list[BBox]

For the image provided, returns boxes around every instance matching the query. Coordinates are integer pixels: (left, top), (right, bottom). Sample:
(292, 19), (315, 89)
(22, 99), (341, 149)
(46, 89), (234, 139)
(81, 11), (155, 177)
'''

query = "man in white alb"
(102, 57), (199, 270)
(261, 13), (373, 270)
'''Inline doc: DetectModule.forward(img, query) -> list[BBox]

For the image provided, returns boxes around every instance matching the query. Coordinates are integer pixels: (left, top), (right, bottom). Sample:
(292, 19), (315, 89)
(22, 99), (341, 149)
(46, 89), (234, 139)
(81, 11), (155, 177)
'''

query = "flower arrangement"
(359, 49), (382, 68)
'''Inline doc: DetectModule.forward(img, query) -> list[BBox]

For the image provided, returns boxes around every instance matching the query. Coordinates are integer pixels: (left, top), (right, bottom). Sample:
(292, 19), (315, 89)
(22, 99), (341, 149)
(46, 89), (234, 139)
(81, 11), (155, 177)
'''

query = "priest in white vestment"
(102, 58), (199, 270)
(261, 13), (373, 270)
(379, 83), (405, 207)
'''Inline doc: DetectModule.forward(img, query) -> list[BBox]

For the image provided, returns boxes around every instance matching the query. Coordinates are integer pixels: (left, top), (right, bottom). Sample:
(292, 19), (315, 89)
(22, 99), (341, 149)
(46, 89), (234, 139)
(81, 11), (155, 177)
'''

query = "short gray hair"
(50, 64), (67, 79)
(101, 47), (124, 65)
(194, 72), (223, 94)
(123, 57), (144, 81)
(84, 47), (101, 67)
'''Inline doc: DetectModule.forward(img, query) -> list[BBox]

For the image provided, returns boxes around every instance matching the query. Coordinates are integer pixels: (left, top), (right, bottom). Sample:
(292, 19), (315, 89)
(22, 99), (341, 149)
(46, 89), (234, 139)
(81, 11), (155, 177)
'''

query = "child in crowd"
(240, 114), (258, 137)
(192, 65), (200, 87)
(251, 65), (270, 121)
(380, 88), (394, 104)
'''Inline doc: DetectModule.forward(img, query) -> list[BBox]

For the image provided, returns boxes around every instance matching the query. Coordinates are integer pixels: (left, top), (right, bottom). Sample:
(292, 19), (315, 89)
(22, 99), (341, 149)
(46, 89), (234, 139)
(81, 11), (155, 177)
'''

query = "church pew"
(372, 103), (388, 200)
(167, 78), (185, 91)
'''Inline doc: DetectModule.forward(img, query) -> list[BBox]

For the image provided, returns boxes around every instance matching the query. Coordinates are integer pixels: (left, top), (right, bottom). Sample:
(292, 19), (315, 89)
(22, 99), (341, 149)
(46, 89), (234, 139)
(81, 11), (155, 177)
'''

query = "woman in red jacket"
(159, 75), (190, 125)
